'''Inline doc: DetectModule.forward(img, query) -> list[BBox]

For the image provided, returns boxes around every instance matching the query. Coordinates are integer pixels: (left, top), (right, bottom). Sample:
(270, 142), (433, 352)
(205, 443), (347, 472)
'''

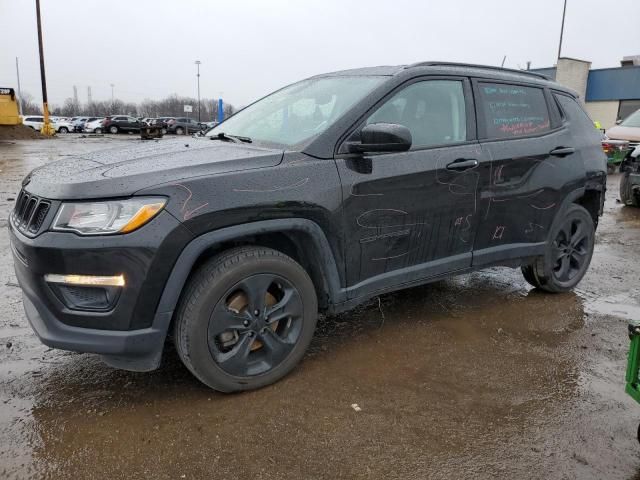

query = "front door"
(335, 77), (489, 300)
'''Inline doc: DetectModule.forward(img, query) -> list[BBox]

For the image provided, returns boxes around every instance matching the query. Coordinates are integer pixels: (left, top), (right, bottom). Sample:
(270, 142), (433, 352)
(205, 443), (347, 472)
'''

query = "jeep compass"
(10, 62), (607, 392)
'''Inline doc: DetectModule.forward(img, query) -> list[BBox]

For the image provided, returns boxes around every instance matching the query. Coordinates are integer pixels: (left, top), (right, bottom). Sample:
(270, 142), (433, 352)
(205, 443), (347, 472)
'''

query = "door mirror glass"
(350, 123), (412, 153)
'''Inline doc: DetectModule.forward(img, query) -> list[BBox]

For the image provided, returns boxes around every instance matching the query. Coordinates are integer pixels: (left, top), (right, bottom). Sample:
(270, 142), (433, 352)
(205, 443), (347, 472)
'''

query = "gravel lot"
(1, 135), (639, 479)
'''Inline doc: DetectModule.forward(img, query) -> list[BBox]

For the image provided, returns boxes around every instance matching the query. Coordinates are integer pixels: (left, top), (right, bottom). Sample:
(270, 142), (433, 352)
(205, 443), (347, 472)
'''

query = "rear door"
(335, 77), (489, 298)
(471, 80), (576, 267)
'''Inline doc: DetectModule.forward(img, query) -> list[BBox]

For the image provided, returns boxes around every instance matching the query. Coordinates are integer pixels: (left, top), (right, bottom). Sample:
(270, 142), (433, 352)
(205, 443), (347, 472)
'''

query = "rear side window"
(554, 93), (602, 142)
(478, 83), (550, 139)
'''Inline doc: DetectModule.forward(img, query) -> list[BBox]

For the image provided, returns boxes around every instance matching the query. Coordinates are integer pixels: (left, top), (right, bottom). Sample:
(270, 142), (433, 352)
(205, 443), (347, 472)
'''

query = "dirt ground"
(1, 135), (639, 479)
(0, 125), (43, 141)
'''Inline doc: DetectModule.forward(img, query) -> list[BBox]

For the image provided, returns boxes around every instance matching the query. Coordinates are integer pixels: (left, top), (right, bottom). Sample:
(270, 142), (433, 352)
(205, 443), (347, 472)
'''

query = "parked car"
(102, 115), (143, 134)
(72, 117), (89, 132)
(605, 108), (640, 152)
(21, 115), (44, 130)
(52, 118), (74, 133)
(83, 118), (105, 133)
(152, 117), (173, 134)
(620, 144), (640, 207)
(167, 117), (206, 134)
(10, 62), (606, 392)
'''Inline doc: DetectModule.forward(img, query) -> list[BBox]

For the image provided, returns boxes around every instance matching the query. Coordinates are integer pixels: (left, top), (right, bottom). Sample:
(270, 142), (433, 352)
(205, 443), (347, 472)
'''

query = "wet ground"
(1, 135), (640, 479)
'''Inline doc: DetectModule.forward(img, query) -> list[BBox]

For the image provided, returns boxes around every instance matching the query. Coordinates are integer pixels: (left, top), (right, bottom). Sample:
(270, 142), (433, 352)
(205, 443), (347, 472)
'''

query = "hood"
(25, 137), (284, 200)
(606, 125), (640, 142)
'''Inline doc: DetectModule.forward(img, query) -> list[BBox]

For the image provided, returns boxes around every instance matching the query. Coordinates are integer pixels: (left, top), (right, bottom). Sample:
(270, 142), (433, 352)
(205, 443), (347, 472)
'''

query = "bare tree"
(19, 92), (42, 115)
(47, 93), (235, 120)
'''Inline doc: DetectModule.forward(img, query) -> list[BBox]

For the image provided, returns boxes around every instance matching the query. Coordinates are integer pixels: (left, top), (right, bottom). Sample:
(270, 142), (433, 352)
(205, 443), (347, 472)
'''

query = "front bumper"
(10, 209), (192, 370)
(22, 293), (172, 371)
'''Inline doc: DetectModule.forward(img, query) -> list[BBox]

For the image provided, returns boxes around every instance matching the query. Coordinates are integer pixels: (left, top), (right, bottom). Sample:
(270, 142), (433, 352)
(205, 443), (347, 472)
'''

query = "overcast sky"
(1, 0), (639, 110)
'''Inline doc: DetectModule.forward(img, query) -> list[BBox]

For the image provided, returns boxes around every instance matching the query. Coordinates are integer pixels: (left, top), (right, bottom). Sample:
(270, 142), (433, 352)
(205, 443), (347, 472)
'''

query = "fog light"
(44, 274), (125, 287)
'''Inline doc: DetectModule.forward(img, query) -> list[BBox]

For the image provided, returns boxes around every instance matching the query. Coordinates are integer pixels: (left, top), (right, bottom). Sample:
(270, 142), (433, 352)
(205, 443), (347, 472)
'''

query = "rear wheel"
(620, 171), (639, 207)
(109, 125), (119, 134)
(175, 247), (318, 392)
(175, 126), (184, 135)
(58, 126), (69, 133)
(94, 127), (102, 134)
(521, 204), (595, 293)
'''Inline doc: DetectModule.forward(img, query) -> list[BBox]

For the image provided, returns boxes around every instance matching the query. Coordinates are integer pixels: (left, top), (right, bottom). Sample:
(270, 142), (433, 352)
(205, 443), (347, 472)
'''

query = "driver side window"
(366, 80), (467, 149)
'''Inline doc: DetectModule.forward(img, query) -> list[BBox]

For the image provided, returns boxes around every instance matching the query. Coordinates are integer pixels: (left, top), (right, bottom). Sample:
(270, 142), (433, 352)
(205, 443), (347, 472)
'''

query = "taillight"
(602, 142), (613, 153)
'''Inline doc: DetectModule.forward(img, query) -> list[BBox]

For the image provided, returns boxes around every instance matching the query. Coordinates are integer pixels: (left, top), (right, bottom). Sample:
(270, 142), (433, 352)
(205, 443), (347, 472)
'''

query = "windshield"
(206, 76), (385, 147)
(621, 109), (640, 128)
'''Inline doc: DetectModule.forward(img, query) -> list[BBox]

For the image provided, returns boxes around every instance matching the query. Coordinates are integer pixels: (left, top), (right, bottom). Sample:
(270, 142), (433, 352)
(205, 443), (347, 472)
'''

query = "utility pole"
(195, 60), (201, 123)
(15, 57), (23, 115)
(35, 0), (54, 135)
(87, 86), (92, 104)
(557, 0), (568, 59)
(110, 83), (114, 104)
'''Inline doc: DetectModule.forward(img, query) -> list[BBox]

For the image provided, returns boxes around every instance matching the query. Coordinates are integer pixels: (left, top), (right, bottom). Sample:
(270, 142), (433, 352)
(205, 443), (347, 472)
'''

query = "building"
(531, 55), (640, 129)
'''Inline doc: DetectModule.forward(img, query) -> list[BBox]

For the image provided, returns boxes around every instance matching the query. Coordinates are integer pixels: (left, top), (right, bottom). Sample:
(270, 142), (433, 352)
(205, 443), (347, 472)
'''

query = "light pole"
(15, 57), (23, 115)
(110, 83), (115, 104)
(557, 0), (568, 59)
(195, 60), (201, 123)
(35, 0), (54, 136)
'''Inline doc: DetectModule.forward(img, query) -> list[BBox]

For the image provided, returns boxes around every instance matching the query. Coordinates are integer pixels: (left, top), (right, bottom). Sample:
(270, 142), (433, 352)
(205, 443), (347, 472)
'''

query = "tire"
(521, 204), (595, 293)
(175, 126), (184, 135)
(109, 125), (119, 134)
(620, 171), (639, 207)
(161, 128), (167, 135)
(94, 128), (102, 134)
(58, 127), (69, 133)
(175, 246), (318, 392)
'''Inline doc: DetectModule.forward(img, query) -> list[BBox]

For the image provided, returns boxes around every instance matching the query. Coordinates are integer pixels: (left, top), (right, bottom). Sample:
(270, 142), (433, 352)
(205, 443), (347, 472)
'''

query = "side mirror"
(349, 123), (412, 153)
(616, 119), (622, 125)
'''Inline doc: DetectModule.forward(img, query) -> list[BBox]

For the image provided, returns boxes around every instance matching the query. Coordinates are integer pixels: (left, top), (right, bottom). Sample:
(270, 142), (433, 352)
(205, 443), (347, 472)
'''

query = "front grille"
(12, 189), (51, 236)
(629, 141), (639, 150)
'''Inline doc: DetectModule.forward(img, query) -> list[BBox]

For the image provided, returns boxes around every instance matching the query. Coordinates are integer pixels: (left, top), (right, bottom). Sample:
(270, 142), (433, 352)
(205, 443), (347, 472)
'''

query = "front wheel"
(58, 126), (69, 133)
(94, 127), (102, 134)
(175, 247), (318, 392)
(109, 125), (119, 134)
(175, 126), (184, 135)
(521, 204), (595, 293)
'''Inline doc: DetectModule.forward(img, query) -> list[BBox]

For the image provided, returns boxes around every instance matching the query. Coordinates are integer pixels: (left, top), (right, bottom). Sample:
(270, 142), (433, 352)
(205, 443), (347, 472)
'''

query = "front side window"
(365, 80), (467, 148)
(478, 83), (550, 139)
(206, 76), (385, 147)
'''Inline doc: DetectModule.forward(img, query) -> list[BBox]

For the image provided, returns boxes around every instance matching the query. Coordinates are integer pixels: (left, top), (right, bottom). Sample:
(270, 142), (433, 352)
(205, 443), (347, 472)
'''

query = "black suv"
(10, 63), (606, 392)
(167, 117), (206, 135)
(102, 115), (144, 134)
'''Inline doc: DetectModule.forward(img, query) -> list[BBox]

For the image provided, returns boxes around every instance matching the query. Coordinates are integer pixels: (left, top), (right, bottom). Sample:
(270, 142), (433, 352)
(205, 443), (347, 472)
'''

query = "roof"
(318, 62), (561, 88)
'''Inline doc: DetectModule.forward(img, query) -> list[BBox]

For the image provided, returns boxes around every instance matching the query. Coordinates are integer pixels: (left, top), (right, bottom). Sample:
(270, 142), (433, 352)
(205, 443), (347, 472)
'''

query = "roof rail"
(406, 62), (550, 80)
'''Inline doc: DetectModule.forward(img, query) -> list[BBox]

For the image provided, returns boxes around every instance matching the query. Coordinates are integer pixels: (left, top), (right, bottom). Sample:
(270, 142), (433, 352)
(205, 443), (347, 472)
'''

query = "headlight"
(52, 197), (166, 235)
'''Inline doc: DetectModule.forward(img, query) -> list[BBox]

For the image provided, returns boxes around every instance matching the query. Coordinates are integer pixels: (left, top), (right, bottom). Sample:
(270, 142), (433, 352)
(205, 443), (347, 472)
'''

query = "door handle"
(446, 158), (478, 171)
(549, 146), (575, 157)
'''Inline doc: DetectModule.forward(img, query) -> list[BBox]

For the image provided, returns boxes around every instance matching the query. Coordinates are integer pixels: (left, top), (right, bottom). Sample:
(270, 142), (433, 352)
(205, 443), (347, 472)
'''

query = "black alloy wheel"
(175, 247), (318, 392)
(521, 204), (594, 292)
(208, 274), (303, 377)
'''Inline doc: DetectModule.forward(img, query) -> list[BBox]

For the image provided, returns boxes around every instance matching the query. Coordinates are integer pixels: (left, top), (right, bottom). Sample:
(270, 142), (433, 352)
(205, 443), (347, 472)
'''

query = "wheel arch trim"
(154, 218), (345, 317)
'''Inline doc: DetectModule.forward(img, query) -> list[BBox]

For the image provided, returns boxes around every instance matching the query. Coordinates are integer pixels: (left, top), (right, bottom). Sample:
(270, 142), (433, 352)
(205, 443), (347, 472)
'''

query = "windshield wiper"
(211, 132), (252, 143)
